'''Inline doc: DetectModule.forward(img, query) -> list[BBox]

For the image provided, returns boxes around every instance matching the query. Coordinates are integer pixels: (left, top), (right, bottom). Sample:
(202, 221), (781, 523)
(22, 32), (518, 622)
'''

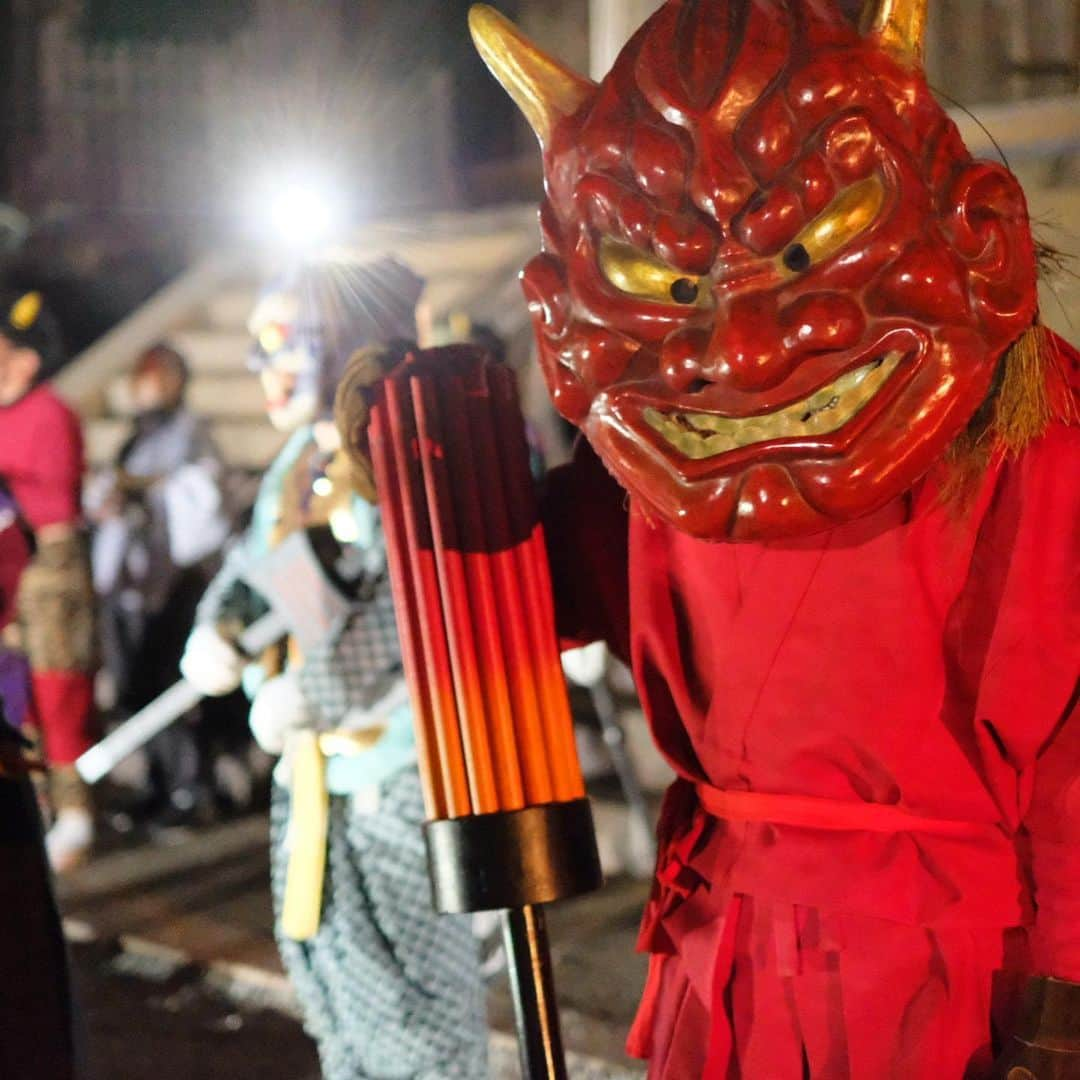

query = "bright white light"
(252, 169), (345, 250)
(329, 506), (360, 544)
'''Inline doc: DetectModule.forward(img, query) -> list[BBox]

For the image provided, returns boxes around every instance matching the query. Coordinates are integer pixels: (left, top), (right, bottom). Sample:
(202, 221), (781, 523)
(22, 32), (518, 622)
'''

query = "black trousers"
(0, 770), (76, 1078)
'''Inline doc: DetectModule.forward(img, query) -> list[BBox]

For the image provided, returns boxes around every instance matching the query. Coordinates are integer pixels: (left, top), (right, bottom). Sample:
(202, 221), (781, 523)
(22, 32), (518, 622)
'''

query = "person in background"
(0, 290), (97, 871)
(86, 343), (231, 824)
(0, 475), (77, 1080)
(181, 259), (490, 1079)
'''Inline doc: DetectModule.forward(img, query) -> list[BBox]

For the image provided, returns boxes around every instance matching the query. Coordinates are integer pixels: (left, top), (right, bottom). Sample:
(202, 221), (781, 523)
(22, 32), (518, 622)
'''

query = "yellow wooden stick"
(280, 731), (330, 942)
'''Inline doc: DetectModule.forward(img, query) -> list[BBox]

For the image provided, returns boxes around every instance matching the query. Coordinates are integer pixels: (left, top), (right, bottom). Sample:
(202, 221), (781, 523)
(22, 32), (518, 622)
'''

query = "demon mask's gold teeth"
(643, 351), (903, 460)
(599, 236), (709, 306)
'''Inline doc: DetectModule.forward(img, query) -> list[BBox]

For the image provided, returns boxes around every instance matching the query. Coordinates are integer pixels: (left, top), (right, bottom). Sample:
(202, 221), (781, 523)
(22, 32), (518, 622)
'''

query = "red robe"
(543, 343), (1080, 1078)
(0, 508), (30, 631)
(0, 384), (83, 531)
(0, 384), (94, 765)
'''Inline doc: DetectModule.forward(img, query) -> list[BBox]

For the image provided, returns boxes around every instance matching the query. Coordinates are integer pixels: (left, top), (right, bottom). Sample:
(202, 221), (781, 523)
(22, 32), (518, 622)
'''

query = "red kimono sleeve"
(975, 421), (1080, 981)
(26, 398), (84, 529)
(540, 437), (631, 663)
(1025, 699), (1080, 980)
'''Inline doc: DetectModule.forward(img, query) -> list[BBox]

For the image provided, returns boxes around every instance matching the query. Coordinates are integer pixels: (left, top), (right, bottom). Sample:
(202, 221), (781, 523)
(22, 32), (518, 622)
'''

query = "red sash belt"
(695, 782), (1002, 841)
(630, 783), (1022, 1061)
(637, 777), (1022, 972)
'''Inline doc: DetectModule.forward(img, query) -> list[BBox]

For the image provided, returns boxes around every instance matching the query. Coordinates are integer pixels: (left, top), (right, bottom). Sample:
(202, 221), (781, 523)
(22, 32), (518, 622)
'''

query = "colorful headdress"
(249, 257), (425, 426)
(0, 291), (66, 379)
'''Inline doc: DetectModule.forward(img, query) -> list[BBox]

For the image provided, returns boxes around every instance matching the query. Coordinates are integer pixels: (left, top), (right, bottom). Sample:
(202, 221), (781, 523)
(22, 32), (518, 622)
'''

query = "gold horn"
(861, 0), (929, 67)
(469, 4), (596, 147)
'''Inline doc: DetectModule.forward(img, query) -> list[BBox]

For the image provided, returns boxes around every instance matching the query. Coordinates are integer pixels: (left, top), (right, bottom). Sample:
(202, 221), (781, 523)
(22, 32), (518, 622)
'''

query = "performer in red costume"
(0, 291), (97, 870)
(0, 485), (77, 1080)
(465, 1), (1079, 1076)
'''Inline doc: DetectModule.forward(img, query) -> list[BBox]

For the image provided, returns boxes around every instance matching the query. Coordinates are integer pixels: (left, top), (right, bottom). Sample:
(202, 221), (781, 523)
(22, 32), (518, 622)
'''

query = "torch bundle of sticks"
(369, 348), (586, 823)
(368, 346), (601, 1079)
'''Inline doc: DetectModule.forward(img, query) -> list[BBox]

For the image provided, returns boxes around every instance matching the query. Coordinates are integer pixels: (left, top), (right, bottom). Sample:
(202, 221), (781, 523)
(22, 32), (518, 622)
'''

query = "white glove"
(561, 641), (608, 687)
(180, 624), (245, 697)
(248, 671), (313, 756)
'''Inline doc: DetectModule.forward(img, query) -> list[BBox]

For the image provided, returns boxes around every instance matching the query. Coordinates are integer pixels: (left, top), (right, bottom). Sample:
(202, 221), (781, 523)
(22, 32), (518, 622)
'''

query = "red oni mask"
(471, 0), (1039, 540)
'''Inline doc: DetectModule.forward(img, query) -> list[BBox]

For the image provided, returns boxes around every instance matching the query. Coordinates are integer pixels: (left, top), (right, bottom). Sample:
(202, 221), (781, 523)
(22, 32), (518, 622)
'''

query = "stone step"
(101, 372), (266, 421)
(203, 287), (259, 332)
(186, 374), (266, 418)
(165, 329), (253, 374)
(61, 808), (650, 1079)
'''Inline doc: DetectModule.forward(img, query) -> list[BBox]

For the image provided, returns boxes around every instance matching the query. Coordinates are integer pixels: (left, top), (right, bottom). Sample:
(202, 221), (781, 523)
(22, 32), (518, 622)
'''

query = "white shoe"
(45, 808), (94, 873)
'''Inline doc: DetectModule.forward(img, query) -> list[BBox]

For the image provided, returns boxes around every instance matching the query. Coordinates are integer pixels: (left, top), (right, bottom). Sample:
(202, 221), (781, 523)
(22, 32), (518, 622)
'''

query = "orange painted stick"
(437, 374), (527, 811)
(520, 528), (584, 800)
(382, 375), (472, 818)
(489, 368), (584, 801)
(367, 407), (446, 820)
(375, 350), (585, 818)
(413, 375), (502, 815)
(462, 368), (556, 805)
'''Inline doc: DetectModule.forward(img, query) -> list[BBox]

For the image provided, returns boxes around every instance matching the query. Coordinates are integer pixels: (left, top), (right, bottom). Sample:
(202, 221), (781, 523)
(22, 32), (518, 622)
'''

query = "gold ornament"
(9, 291), (42, 331)
(468, 4), (595, 148)
(861, 0), (929, 66)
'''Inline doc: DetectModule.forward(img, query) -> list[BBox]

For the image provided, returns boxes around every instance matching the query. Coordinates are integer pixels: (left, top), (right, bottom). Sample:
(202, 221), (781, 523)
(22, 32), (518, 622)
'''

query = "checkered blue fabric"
(297, 571), (403, 729)
(270, 770), (489, 1080)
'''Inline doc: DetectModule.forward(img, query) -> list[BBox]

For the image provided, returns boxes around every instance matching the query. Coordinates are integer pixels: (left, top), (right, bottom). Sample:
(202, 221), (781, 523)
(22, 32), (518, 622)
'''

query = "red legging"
(30, 671), (95, 765)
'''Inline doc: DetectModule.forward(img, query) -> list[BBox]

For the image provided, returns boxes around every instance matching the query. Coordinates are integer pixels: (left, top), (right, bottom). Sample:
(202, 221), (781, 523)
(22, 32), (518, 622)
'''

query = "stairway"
(59, 205), (544, 476)
(86, 297), (278, 474)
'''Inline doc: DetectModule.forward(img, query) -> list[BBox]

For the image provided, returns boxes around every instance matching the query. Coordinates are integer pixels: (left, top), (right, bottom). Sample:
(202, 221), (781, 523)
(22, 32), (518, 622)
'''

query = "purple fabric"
(0, 648), (31, 729)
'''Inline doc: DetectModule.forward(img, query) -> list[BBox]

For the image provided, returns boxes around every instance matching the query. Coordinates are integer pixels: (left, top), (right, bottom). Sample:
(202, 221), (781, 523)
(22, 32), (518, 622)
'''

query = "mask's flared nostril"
(686, 379), (710, 395)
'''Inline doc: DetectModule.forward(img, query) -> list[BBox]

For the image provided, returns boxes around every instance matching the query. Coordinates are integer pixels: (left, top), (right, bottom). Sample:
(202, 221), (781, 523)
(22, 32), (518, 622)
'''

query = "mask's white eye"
(598, 236), (707, 306)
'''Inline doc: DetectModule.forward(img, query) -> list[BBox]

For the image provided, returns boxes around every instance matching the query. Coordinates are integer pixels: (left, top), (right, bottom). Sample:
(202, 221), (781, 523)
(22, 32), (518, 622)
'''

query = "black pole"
(423, 805), (602, 1078)
(500, 905), (568, 1080)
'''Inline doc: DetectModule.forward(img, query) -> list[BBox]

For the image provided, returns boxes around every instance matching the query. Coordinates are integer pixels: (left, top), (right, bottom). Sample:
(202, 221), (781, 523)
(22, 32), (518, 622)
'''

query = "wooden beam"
(948, 94), (1080, 161)
(588, 0), (662, 79)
